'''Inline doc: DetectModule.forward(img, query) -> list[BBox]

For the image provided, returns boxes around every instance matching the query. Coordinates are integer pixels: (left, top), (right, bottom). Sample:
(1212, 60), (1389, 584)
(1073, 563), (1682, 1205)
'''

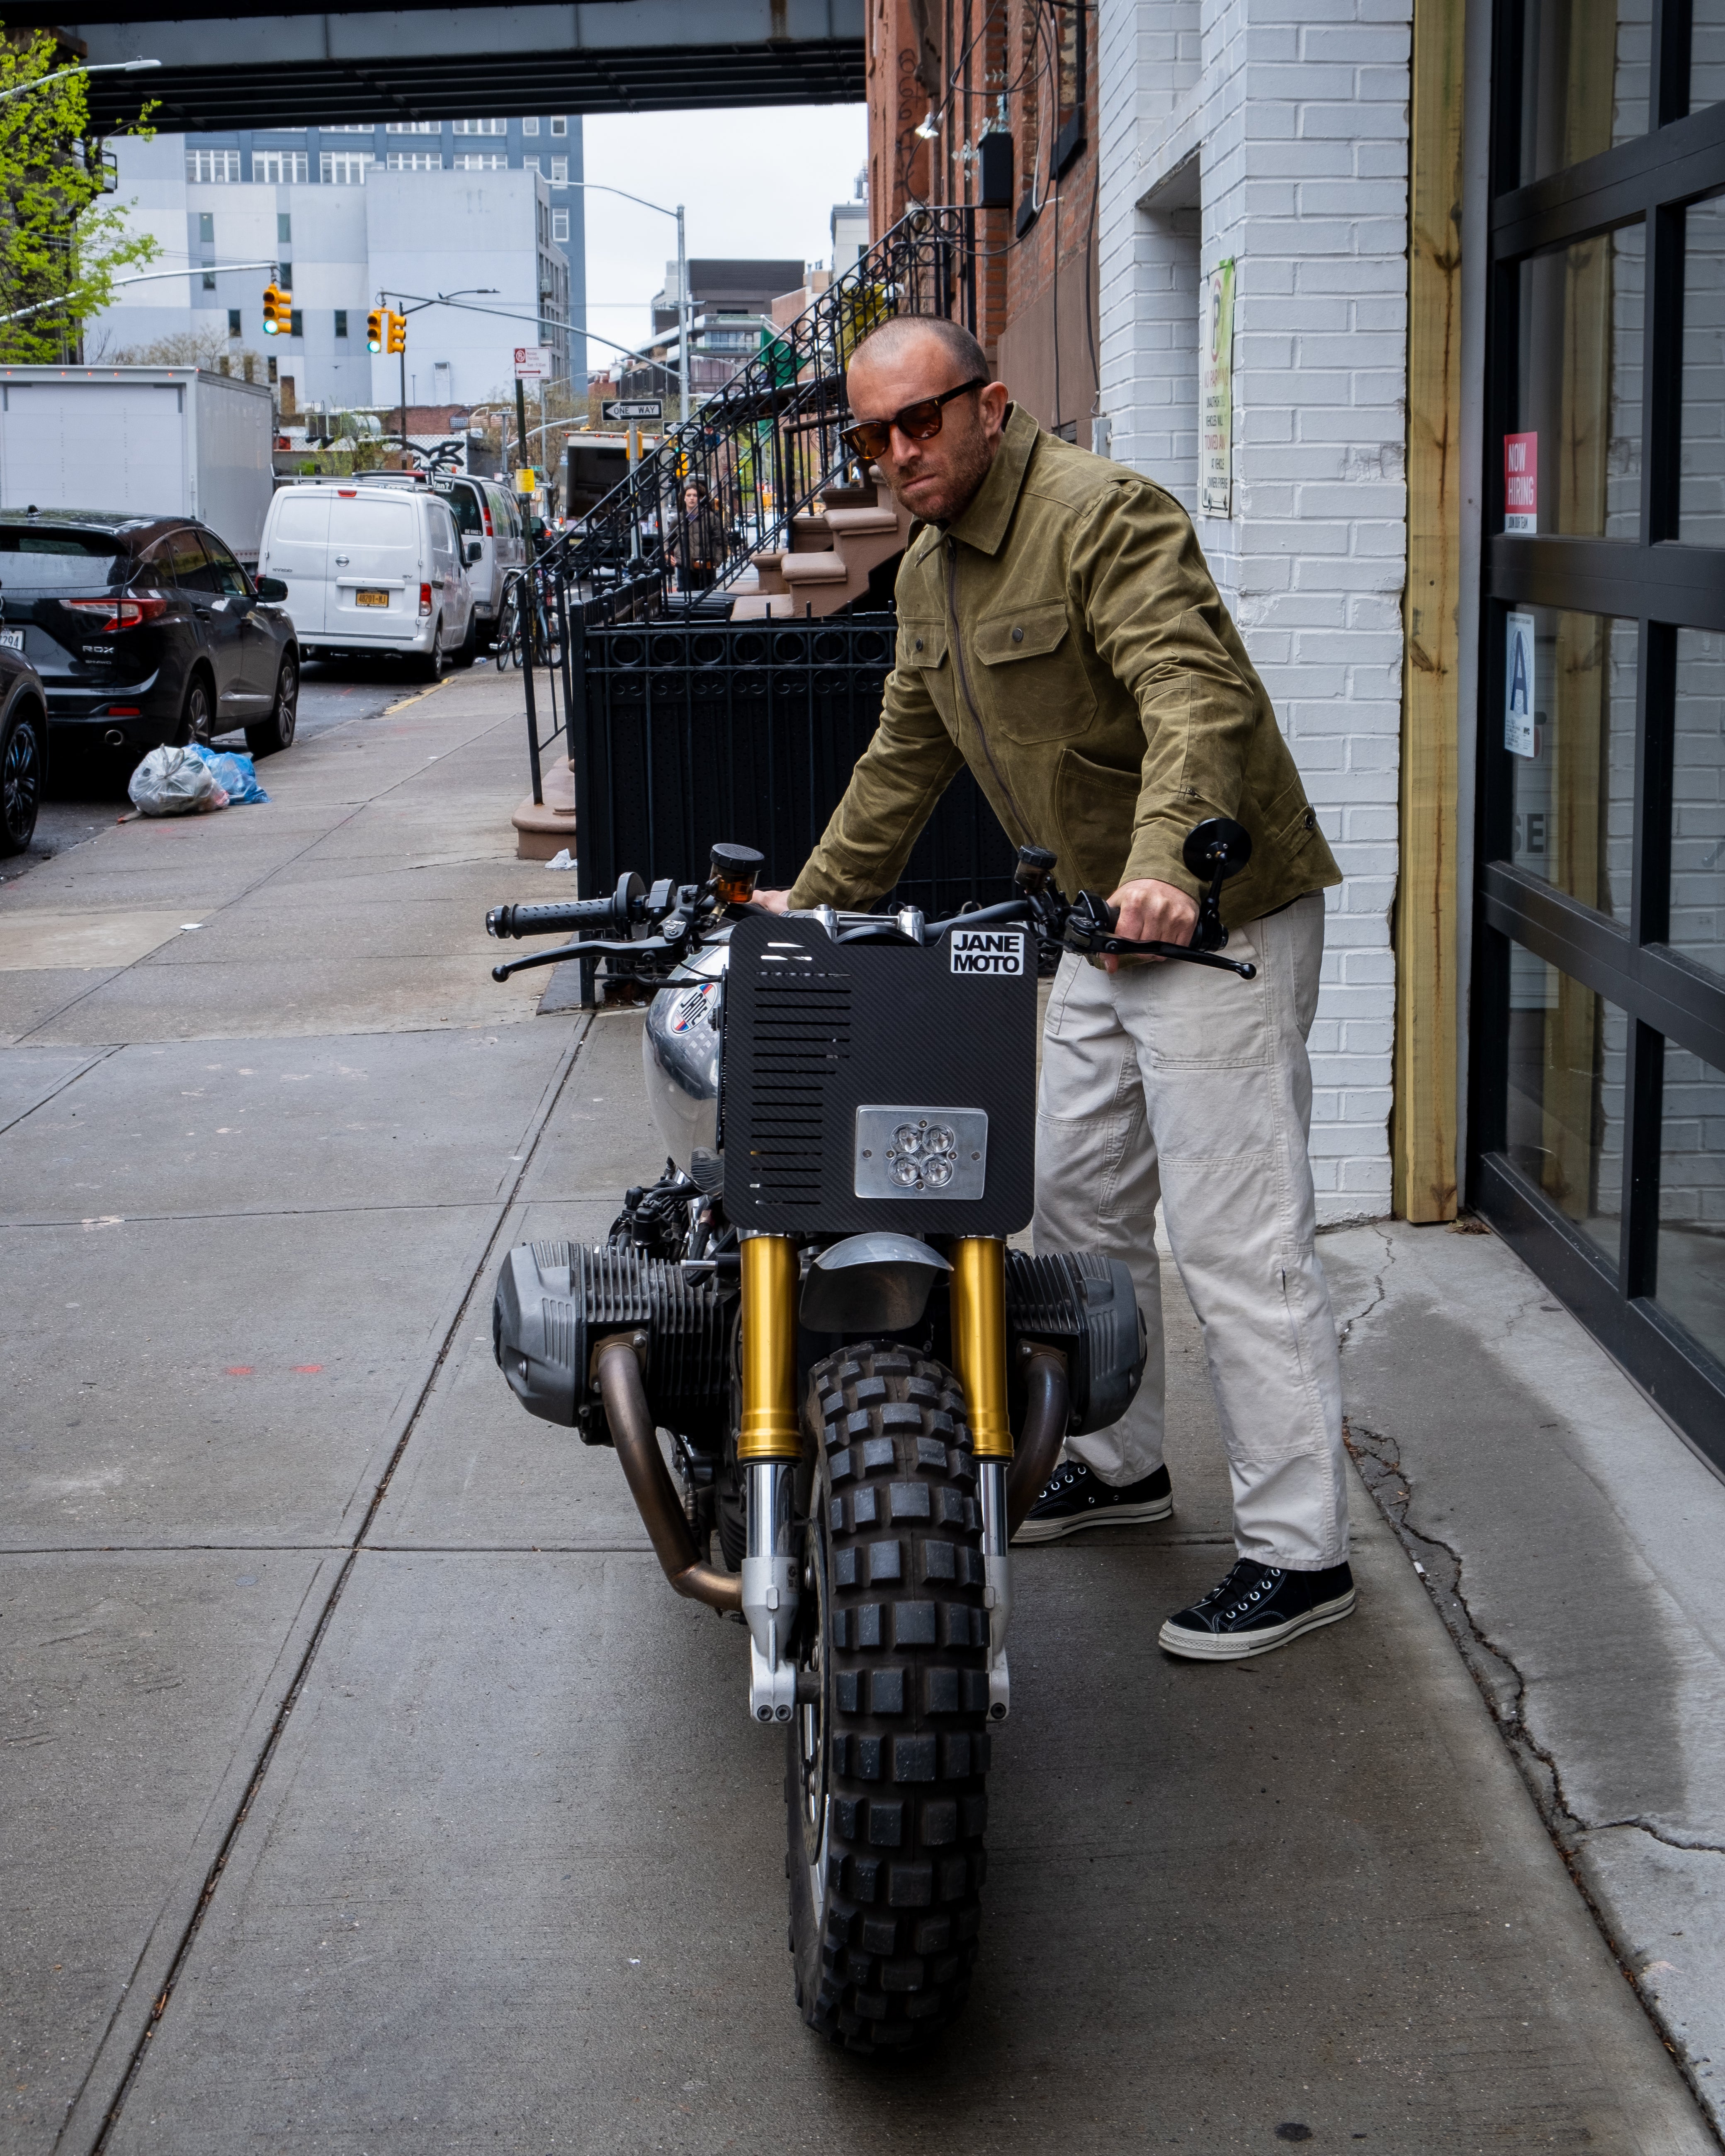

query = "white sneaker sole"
(1013, 1491), (1175, 1544)
(1157, 1587), (1357, 1661)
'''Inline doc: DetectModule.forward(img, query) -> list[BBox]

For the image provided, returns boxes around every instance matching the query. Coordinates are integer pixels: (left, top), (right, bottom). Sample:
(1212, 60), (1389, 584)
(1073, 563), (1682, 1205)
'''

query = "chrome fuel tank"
(642, 932), (729, 1169)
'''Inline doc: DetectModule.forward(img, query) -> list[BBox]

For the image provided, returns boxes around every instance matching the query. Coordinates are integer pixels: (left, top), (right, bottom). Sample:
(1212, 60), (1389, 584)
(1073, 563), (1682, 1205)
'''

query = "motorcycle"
(483, 822), (1255, 2053)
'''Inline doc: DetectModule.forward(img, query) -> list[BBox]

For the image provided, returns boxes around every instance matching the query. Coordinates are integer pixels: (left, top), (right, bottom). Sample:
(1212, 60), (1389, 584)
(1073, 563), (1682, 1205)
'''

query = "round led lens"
(891, 1157), (921, 1187)
(922, 1156), (954, 1187)
(892, 1124), (923, 1156)
(923, 1124), (955, 1156)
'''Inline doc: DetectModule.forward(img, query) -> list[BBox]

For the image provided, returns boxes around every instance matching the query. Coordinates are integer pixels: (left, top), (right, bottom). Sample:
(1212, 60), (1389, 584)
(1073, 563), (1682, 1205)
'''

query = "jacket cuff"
(1121, 818), (1204, 901)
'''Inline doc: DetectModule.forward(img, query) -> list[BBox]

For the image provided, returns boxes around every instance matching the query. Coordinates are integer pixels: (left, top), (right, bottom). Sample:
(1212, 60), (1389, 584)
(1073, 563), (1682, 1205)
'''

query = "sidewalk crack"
(1346, 1417), (1725, 2137)
(1334, 1223), (1394, 1351)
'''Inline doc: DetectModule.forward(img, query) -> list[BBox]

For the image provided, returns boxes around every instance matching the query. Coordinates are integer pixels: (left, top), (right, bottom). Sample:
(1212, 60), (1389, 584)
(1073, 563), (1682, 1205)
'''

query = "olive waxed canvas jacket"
(785, 404), (1341, 926)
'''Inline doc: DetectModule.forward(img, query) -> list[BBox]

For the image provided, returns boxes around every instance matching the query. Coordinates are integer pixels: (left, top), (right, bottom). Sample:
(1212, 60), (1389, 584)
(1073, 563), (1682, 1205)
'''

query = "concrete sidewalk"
(1326, 1220), (1725, 2136)
(1, 675), (1718, 2153)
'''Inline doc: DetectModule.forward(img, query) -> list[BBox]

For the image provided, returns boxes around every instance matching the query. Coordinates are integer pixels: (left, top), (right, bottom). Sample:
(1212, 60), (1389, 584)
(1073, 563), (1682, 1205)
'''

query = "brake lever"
(490, 930), (686, 983)
(1063, 893), (1256, 979)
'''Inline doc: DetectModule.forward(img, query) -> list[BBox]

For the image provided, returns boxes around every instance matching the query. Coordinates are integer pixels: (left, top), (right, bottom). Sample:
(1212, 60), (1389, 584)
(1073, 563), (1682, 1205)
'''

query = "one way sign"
(603, 398), (663, 422)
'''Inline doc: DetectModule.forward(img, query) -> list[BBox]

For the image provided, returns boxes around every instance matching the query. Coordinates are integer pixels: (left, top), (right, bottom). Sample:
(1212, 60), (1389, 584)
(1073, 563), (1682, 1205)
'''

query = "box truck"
(0, 366), (275, 563)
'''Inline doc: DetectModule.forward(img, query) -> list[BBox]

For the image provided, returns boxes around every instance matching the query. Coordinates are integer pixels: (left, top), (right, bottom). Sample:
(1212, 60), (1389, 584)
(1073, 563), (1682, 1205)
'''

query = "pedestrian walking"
(669, 480), (724, 592)
(756, 313), (1354, 1661)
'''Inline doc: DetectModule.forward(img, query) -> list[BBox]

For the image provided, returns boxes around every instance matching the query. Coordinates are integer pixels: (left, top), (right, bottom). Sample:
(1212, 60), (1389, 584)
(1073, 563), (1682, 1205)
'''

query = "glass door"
(1477, 0), (1725, 1466)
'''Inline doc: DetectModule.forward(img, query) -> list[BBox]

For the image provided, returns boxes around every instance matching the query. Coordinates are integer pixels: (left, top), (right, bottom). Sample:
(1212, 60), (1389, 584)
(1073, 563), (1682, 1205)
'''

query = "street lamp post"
(0, 56), (159, 104)
(559, 179), (689, 430)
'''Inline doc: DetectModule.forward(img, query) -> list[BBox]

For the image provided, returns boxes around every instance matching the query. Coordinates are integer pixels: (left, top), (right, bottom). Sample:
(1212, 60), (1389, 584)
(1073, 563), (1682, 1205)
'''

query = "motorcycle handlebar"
(486, 896), (621, 941)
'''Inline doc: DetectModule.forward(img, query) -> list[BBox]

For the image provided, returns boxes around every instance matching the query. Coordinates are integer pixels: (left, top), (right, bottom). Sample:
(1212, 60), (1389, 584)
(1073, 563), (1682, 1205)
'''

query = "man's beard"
(886, 418), (996, 525)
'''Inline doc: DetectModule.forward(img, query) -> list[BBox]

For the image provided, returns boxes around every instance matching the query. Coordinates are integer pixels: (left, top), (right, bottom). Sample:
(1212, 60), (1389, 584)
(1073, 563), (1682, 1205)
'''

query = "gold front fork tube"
(950, 1235), (1012, 1461)
(737, 1233), (803, 1462)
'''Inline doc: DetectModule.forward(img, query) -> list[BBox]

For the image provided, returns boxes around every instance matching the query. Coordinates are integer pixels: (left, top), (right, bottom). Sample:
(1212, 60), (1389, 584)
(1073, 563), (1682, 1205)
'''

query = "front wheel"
(786, 1342), (991, 2054)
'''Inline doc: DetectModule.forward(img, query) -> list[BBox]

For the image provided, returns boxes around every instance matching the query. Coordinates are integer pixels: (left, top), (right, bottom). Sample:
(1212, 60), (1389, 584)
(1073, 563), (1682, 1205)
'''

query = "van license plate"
(355, 589), (389, 608)
(0, 630), (22, 650)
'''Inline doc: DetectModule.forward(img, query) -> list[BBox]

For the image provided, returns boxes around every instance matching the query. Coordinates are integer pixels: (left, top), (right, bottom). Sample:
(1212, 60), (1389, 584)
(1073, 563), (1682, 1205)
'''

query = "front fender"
(799, 1232), (950, 1333)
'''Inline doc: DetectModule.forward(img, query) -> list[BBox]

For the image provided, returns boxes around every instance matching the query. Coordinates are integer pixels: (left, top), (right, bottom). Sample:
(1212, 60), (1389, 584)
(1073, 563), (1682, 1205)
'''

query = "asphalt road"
(1, 668), (1715, 2155)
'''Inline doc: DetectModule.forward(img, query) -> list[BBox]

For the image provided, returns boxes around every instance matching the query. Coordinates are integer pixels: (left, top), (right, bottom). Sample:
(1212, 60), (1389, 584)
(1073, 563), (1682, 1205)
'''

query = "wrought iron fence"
(539, 205), (974, 621)
(561, 612), (1015, 1001)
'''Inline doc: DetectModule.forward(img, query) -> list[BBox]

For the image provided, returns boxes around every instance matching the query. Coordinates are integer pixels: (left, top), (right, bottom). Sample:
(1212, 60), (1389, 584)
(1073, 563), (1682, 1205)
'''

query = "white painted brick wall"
(1098, 0), (1409, 1221)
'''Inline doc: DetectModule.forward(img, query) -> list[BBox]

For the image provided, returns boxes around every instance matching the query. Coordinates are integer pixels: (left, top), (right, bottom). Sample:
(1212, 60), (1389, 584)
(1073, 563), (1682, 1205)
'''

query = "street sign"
(603, 398), (663, 422)
(513, 345), (551, 381)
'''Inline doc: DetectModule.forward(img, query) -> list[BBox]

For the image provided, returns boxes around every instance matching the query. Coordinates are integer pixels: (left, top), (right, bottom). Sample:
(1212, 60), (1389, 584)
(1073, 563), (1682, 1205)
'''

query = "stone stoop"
(511, 757), (577, 861)
(732, 476), (910, 621)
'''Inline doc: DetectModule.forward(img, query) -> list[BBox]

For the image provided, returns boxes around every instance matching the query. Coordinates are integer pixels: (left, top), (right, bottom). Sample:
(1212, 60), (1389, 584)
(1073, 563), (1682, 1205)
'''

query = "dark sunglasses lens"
(899, 399), (947, 441)
(843, 421), (891, 459)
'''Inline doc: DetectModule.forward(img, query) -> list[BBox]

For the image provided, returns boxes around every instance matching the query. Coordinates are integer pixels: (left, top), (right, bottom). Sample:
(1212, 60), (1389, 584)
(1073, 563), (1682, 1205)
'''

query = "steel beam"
(23, 0), (864, 130)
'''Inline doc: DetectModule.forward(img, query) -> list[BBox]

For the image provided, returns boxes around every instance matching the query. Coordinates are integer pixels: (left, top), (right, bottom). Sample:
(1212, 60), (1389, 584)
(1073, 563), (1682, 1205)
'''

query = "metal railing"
(537, 205), (974, 622)
(560, 611), (1015, 1002)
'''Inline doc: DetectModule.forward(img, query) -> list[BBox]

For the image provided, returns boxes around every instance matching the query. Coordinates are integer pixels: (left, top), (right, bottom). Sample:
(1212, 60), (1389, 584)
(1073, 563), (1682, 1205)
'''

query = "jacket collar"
(943, 401), (1040, 558)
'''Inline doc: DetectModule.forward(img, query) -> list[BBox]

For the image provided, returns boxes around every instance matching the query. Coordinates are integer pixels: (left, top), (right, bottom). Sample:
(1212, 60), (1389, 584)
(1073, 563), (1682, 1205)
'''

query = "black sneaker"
(1014, 1458), (1173, 1544)
(1159, 1558), (1355, 1661)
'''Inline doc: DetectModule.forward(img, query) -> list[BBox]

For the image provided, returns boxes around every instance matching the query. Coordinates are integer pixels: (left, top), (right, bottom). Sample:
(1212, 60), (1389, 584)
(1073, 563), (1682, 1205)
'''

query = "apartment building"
(92, 116), (586, 412)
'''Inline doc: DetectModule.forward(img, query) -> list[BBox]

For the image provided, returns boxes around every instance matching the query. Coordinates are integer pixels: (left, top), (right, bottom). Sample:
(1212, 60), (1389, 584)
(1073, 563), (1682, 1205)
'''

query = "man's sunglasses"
(839, 376), (988, 464)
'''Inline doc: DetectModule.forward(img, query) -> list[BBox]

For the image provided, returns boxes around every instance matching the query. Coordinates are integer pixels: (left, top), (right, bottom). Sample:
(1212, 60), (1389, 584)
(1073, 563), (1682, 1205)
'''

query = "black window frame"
(1476, 0), (1725, 1464)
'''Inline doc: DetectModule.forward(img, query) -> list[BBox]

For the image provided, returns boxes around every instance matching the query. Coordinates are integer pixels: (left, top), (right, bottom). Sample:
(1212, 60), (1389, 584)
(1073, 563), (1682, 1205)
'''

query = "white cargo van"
(258, 482), (476, 673)
(358, 469), (526, 639)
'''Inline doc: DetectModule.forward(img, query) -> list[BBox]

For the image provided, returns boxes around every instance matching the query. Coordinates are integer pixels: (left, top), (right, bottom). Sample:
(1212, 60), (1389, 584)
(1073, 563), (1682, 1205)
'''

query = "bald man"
(758, 316), (1353, 1663)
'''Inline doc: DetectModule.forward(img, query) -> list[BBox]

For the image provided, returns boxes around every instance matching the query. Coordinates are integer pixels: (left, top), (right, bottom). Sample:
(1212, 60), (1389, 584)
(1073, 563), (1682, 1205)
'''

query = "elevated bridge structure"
(14, 0), (862, 132)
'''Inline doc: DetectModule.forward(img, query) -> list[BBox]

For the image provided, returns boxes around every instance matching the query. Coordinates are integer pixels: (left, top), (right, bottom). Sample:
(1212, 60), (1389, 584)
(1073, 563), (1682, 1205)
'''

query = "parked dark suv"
(0, 641), (48, 856)
(0, 510), (299, 769)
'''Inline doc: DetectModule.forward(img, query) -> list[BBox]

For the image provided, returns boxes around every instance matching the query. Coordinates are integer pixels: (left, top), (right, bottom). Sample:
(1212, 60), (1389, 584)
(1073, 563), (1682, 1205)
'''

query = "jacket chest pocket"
(972, 598), (1097, 742)
(898, 617), (947, 670)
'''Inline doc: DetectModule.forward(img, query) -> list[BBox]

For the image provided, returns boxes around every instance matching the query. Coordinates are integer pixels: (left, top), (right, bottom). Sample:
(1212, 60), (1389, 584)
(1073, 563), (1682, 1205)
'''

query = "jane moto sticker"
(950, 929), (1025, 976)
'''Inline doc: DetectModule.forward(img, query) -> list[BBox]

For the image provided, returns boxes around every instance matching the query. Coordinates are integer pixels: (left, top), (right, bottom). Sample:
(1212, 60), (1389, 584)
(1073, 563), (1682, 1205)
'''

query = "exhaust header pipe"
(594, 1334), (741, 1614)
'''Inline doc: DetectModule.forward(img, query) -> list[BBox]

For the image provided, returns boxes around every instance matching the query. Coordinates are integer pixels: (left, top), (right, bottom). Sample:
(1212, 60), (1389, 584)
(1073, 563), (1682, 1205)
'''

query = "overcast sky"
(577, 105), (868, 375)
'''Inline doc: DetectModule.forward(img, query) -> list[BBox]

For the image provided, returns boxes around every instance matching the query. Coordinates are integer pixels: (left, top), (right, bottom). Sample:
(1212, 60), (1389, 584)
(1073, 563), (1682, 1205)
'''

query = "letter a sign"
(1505, 612), (1537, 758)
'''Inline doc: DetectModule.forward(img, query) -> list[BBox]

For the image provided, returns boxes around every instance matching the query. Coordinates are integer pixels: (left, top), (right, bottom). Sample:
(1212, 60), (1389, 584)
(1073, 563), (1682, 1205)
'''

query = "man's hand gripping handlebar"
(1016, 818), (1257, 980)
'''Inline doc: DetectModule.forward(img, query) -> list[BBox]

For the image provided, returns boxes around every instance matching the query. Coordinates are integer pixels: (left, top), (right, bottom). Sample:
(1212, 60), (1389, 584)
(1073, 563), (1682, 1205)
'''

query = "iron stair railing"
(536, 205), (975, 617)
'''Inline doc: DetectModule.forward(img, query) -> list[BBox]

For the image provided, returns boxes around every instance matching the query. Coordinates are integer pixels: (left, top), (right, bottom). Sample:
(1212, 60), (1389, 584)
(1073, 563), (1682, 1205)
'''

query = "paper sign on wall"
(1505, 611), (1538, 757)
(1200, 259), (1236, 519)
(1504, 432), (1537, 534)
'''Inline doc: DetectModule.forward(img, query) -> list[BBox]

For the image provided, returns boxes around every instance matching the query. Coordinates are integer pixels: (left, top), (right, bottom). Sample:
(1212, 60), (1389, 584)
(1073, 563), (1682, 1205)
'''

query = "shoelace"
(1196, 1562), (1283, 1619)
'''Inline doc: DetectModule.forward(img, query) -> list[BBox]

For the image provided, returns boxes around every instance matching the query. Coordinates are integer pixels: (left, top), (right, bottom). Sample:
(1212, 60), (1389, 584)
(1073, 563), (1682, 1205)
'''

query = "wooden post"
(1393, 0), (1466, 1222)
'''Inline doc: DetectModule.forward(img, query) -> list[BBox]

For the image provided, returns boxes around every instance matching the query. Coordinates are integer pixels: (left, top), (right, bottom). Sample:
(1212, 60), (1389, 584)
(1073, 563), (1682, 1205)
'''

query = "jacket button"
(914, 638), (924, 652)
(1304, 808), (1316, 830)
(1011, 626), (1023, 643)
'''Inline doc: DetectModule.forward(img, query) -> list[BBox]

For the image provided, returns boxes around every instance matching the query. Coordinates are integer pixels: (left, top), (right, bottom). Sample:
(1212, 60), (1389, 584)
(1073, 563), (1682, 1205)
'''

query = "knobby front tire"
(786, 1341), (991, 2054)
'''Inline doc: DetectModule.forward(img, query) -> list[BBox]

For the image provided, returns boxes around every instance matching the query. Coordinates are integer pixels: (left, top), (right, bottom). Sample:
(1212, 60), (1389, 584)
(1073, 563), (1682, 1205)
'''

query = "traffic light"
(386, 310), (407, 355)
(262, 282), (291, 336)
(366, 307), (384, 354)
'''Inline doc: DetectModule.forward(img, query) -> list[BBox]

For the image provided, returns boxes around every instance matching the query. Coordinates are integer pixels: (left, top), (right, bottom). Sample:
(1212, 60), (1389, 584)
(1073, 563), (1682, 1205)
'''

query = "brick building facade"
(865, 0), (1102, 439)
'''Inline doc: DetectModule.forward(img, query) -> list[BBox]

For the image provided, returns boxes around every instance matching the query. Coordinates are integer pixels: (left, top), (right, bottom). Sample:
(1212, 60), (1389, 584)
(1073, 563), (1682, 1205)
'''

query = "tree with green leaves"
(0, 29), (159, 363)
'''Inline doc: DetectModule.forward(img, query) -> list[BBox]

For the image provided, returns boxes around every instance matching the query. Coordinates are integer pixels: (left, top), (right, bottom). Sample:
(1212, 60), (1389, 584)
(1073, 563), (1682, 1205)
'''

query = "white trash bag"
(128, 745), (227, 817)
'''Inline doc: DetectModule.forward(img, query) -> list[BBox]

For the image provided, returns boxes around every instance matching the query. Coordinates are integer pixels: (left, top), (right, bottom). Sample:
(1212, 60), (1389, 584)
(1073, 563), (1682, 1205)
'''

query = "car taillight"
(63, 594), (168, 631)
(419, 582), (432, 616)
(480, 503), (493, 536)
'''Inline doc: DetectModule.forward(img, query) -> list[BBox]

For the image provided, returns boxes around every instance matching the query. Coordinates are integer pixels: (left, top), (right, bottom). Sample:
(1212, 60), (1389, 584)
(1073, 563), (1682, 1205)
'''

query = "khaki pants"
(1031, 893), (1349, 1571)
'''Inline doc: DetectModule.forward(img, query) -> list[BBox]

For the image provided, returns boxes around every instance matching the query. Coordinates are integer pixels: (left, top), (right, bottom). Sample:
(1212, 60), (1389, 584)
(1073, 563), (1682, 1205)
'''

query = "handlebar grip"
(486, 897), (616, 941)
